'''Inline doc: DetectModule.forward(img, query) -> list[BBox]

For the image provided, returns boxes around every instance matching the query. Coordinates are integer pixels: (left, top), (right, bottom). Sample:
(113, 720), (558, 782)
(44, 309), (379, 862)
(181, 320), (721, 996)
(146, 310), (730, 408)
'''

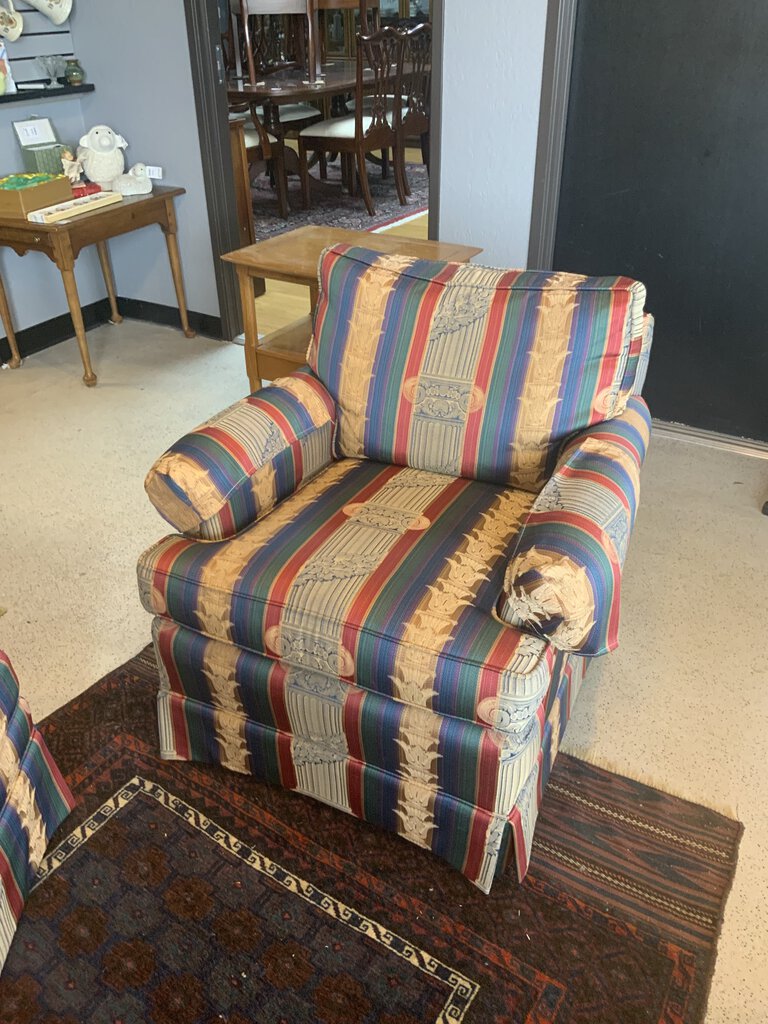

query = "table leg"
(237, 267), (261, 393)
(0, 273), (21, 369)
(59, 266), (97, 387)
(96, 240), (123, 324)
(162, 201), (196, 339)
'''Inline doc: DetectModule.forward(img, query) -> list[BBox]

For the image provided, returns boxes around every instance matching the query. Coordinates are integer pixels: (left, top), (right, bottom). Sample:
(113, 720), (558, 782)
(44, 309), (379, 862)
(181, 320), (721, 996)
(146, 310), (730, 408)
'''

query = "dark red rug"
(0, 648), (741, 1024)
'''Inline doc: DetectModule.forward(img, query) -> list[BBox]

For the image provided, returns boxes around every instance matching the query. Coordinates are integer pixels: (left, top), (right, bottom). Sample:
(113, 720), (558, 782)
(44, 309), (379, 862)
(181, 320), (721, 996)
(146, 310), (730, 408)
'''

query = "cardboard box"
(0, 174), (73, 219)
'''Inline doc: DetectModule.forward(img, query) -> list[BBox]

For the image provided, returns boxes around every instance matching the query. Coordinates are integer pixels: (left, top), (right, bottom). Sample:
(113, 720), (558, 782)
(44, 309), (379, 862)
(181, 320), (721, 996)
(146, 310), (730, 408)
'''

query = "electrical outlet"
(145, 165), (163, 180)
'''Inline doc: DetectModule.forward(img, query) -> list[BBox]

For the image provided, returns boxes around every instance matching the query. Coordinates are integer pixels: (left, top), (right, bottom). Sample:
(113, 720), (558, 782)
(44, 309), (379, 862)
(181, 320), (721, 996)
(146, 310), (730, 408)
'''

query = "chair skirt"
(151, 618), (587, 893)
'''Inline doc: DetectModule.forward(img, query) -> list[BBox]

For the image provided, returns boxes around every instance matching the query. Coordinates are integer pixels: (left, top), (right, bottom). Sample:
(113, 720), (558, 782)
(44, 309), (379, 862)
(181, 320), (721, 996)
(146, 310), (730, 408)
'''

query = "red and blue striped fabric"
(1, 651), (75, 974)
(619, 312), (654, 401)
(138, 459), (555, 736)
(144, 369), (337, 541)
(151, 618), (586, 892)
(498, 397), (652, 655)
(309, 245), (649, 493)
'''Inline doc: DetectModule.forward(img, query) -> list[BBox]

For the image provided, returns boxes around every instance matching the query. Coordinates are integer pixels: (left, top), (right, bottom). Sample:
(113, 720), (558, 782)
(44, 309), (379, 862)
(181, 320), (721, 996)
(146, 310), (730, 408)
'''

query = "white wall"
(70, 0), (219, 319)
(436, 0), (547, 268)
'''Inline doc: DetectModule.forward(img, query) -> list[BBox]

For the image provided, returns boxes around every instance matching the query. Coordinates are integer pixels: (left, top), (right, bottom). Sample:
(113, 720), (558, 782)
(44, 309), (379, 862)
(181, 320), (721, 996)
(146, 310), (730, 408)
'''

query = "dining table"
(227, 59), (387, 139)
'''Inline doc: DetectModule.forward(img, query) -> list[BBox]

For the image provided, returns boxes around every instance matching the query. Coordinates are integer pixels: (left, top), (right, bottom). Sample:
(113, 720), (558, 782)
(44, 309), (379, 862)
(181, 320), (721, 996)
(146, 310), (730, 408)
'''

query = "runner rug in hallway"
(0, 648), (741, 1024)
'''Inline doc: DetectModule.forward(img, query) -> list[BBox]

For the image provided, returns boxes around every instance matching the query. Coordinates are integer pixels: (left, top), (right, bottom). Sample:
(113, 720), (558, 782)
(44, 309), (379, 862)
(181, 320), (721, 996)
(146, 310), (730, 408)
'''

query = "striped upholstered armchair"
(138, 245), (653, 893)
(1, 652), (75, 974)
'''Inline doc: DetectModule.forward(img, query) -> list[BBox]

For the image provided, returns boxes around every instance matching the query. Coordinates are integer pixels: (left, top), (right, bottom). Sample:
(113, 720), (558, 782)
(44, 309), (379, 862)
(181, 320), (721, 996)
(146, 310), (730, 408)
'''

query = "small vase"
(64, 58), (85, 87)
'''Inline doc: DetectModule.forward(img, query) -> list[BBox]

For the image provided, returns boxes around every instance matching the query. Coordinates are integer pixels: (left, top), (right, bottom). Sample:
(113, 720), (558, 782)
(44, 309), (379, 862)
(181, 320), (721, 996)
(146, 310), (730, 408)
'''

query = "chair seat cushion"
(139, 459), (554, 735)
(243, 128), (278, 148)
(300, 113), (402, 141)
(265, 102), (321, 124)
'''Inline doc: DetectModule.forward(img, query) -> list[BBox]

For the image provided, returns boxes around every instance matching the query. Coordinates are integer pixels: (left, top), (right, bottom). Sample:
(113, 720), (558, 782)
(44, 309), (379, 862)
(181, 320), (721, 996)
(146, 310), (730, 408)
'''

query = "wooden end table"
(222, 225), (483, 392)
(0, 185), (195, 386)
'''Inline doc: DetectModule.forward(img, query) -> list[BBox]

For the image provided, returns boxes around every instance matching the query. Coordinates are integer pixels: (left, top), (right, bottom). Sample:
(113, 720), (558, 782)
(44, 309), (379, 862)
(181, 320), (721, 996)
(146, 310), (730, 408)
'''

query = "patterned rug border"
(36, 774), (479, 1023)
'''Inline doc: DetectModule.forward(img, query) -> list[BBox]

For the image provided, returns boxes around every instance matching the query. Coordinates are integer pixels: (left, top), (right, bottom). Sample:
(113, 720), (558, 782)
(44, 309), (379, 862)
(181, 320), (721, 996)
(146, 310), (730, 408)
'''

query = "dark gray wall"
(555, 0), (768, 440)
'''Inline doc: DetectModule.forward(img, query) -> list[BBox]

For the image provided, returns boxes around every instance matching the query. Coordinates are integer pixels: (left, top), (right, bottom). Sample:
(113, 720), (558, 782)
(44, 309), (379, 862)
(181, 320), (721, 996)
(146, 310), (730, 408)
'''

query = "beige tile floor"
(1, 253), (767, 1020)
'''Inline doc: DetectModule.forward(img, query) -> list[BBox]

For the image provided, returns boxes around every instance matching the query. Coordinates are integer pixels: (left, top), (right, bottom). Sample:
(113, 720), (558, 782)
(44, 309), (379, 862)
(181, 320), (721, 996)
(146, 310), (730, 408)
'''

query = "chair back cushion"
(309, 245), (649, 492)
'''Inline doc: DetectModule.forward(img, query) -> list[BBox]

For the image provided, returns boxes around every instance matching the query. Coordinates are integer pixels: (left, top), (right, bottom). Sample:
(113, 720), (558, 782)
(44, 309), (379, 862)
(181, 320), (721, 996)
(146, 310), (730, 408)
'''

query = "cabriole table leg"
(96, 240), (123, 325)
(0, 273), (21, 368)
(162, 203), (196, 339)
(59, 265), (97, 387)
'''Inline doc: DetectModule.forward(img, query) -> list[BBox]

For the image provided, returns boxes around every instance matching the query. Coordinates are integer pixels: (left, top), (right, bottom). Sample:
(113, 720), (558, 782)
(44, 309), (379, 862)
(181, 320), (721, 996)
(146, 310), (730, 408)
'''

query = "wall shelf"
(0, 84), (95, 105)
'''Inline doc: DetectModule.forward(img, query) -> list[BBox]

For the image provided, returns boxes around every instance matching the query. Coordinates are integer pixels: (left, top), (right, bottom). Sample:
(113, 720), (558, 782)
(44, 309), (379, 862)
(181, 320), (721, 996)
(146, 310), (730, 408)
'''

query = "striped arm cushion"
(309, 245), (649, 492)
(497, 397), (652, 655)
(144, 369), (337, 541)
(619, 312), (654, 401)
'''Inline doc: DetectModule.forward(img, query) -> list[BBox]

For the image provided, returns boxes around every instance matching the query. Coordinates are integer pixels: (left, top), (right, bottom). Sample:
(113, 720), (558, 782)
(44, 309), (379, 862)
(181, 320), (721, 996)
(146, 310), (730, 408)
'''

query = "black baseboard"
(1, 299), (222, 365)
(1, 299), (111, 365)
(116, 298), (222, 340)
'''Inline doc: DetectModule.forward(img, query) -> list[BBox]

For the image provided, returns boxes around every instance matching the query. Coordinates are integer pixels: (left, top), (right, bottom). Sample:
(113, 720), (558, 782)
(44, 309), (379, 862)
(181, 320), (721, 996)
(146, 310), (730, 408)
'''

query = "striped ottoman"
(0, 651), (75, 975)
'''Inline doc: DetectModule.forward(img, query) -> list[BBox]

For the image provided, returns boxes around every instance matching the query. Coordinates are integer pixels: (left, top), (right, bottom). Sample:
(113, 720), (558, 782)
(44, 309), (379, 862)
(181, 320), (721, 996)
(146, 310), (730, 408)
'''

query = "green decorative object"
(0, 172), (62, 190)
(64, 58), (85, 87)
(21, 144), (67, 175)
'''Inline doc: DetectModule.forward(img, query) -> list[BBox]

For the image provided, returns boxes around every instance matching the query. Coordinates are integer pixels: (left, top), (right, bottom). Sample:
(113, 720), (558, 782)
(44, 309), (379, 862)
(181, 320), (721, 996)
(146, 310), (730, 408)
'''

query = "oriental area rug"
(252, 158), (429, 240)
(0, 648), (741, 1024)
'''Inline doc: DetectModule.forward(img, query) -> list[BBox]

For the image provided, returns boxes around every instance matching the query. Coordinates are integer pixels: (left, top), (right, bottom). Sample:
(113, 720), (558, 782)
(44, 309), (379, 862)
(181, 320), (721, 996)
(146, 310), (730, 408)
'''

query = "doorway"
(184, 0), (438, 346)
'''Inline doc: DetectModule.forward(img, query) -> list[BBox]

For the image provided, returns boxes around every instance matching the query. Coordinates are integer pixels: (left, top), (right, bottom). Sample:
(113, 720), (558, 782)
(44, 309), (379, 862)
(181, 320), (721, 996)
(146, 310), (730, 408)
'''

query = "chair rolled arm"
(144, 368), (337, 541)
(498, 396), (652, 656)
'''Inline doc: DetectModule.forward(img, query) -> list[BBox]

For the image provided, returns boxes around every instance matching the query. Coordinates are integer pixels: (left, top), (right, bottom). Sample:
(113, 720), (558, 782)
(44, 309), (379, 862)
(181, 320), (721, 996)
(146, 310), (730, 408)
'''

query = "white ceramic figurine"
(77, 125), (128, 191)
(112, 163), (153, 196)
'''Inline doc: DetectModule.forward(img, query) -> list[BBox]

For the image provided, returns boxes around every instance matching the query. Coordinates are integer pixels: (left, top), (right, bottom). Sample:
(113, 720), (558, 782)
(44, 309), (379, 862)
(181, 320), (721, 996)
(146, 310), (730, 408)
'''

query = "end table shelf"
(256, 314), (314, 381)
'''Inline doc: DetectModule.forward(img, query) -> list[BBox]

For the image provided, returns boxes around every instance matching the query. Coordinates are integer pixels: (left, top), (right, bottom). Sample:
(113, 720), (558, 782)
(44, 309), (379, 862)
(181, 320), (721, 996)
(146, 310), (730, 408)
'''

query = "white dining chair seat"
(301, 112), (406, 141)
(244, 128), (278, 148)
(263, 103), (321, 123)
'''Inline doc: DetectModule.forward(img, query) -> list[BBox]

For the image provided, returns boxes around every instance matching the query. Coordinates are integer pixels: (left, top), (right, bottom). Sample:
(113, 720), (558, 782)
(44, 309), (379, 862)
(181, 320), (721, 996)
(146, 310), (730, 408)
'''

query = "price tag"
(12, 117), (58, 147)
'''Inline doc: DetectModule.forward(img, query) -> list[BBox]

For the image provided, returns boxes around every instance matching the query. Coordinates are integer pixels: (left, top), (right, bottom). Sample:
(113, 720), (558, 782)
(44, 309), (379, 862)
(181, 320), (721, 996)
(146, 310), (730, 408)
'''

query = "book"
(72, 182), (102, 199)
(26, 191), (123, 224)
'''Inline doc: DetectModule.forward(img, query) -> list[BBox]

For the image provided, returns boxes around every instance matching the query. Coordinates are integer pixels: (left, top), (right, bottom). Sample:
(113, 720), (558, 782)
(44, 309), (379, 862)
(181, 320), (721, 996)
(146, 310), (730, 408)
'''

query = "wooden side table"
(0, 185), (195, 386)
(222, 225), (484, 392)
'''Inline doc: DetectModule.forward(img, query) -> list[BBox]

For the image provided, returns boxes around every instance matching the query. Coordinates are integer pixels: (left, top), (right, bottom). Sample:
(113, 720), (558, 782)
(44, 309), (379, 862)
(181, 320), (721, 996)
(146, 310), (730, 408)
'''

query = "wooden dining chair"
(395, 20), (431, 198)
(227, 1), (323, 141)
(298, 25), (407, 216)
(229, 102), (291, 219)
(231, 0), (320, 85)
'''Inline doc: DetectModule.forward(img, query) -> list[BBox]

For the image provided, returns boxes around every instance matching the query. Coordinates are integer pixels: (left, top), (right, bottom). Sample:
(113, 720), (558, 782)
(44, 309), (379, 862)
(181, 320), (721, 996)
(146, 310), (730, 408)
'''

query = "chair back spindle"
(356, 26), (405, 146)
(400, 21), (431, 137)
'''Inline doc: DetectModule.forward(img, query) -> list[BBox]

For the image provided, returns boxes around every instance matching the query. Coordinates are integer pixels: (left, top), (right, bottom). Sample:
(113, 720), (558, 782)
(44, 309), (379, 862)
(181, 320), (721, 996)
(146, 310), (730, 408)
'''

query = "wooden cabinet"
(322, 1), (431, 59)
